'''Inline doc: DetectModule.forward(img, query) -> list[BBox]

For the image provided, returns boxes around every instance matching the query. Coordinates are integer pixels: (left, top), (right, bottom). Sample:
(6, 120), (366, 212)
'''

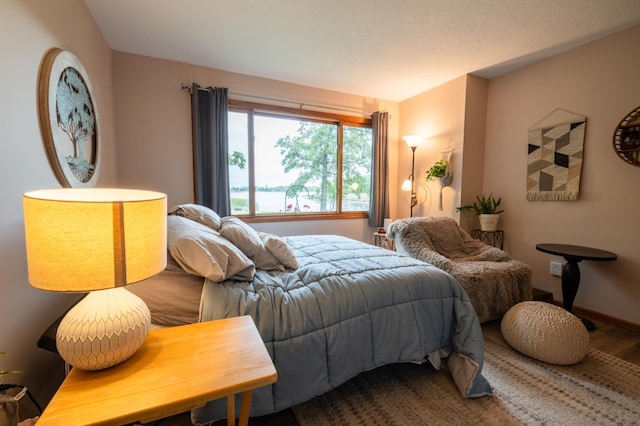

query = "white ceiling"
(84, 0), (640, 102)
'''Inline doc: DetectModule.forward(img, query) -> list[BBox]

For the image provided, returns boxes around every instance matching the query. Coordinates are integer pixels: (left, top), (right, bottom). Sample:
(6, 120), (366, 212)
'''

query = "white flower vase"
(479, 214), (500, 231)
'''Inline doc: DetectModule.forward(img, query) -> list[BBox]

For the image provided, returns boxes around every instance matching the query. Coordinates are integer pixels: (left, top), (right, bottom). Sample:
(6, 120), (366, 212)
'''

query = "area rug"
(293, 323), (640, 425)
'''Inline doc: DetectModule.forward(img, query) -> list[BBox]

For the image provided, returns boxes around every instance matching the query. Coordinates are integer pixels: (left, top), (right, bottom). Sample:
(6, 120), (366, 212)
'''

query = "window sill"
(239, 211), (367, 223)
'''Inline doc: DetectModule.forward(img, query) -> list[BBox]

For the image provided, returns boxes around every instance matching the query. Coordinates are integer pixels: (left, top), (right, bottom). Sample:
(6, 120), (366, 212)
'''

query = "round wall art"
(612, 105), (640, 167)
(38, 48), (101, 187)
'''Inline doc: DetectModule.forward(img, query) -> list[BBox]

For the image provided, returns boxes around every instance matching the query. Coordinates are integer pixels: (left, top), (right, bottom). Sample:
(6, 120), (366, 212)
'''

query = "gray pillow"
(167, 215), (255, 282)
(258, 232), (298, 270)
(127, 270), (204, 326)
(168, 203), (222, 230)
(220, 216), (285, 271)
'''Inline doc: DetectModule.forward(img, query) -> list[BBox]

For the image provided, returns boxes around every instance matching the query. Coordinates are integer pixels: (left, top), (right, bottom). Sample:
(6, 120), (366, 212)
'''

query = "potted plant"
(425, 160), (450, 183)
(426, 160), (452, 211)
(1, 351), (20, 379)
(456, 193), (504, 231)
(1, 352), (23, 426)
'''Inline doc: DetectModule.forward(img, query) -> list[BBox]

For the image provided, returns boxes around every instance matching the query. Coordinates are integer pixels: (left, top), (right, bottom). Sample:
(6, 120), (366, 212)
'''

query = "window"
(228, 101), (372, 220)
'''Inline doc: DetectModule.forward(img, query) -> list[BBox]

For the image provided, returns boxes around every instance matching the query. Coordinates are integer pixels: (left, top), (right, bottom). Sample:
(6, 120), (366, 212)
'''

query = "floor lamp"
(401, 135), (423, 217)
(23, 188), (167, 371)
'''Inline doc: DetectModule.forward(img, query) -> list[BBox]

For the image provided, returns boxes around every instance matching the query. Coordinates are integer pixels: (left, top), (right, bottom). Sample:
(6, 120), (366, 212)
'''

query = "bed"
(126, 205), (492, 425)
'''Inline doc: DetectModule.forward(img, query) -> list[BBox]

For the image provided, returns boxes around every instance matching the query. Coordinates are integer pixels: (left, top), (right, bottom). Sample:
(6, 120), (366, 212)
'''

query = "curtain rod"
(180, 82), (372, 117)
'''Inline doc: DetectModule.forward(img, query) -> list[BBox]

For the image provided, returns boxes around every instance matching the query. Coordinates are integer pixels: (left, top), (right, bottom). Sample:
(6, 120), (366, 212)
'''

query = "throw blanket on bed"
(192, 235), (491, 424)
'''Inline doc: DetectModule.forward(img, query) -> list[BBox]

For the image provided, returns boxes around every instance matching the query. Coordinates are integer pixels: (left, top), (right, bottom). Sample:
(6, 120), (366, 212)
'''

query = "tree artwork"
(56, 67), (96, 183)
(38, 49), (101, 187)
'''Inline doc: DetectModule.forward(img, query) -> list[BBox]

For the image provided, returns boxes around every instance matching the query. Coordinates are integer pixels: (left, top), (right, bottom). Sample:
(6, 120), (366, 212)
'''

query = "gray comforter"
(192, 235), (491, 424)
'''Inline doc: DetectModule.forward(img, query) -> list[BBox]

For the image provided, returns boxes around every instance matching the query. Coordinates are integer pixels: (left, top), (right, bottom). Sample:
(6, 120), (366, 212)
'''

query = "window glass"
(228, 111), (250, 214)
(227, 104), (372, 218)
(270, 118), (337, 213)
(342, 125), (372, 212)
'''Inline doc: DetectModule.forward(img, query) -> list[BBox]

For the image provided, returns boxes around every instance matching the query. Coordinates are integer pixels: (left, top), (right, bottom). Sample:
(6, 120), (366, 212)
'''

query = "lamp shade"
(401, 179), (413, 192)
(402, 135), (423, 148)
(23, 188), (167, 292)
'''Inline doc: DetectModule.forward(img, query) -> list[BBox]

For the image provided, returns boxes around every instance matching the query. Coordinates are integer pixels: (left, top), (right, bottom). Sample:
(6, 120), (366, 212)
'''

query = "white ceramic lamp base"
(56, 287), (151, 370)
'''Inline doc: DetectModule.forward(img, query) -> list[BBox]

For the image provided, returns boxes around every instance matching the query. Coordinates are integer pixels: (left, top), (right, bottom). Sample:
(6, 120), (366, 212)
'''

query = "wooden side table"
(37, 316), (277, 426)
(536, 243), (617, 331)
(373, 232), (395, 251)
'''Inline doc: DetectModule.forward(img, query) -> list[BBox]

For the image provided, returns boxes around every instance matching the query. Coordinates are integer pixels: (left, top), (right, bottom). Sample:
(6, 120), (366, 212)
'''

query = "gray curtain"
(368, 111), (389, 227)
(191, 83), (231, 216)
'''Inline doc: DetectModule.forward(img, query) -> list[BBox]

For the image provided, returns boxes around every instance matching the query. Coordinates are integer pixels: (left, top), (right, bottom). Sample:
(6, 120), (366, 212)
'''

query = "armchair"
(387, 216), (532, 323)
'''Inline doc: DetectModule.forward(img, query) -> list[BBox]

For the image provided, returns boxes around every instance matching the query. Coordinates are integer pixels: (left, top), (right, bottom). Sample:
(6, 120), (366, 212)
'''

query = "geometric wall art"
(527, 111), (586, 201)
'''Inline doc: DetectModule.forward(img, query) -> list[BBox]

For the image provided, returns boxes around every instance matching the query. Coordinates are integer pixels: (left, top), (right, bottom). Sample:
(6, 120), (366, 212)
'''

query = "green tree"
(342, 126), (372, 195)
(276, 122), (335, 210)
(229, 151), (246, 169)
(276, 122), (371, 211)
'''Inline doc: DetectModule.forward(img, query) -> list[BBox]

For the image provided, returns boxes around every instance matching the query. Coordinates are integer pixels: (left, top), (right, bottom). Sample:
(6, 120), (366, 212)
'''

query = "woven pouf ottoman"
(500, 301), (589, 365)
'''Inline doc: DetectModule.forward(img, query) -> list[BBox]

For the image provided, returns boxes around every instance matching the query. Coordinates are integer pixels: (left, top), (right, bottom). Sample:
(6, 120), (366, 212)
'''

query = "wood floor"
(145, 315), (640, 426)
(588, 317), (640, 365)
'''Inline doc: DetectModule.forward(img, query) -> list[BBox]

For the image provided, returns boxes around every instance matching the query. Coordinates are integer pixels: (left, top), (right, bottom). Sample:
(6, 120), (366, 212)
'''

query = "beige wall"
(460, 75), (490, 232)
(397, 74), (489, 227)
(484, 25), (640, 326)
(0, 0), (117, 405)
(112, 52), (401, 240)
(399, 76), (467, 218)
(397, 26), (640, 327)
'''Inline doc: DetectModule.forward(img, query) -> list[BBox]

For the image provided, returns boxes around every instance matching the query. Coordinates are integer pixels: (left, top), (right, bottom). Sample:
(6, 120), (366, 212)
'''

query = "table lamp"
(23, 188), (167, 371)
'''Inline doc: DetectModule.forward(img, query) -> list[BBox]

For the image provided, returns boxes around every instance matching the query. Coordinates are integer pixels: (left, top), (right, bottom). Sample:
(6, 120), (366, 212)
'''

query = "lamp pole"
(402, 135), (423, 218)
(410, 146), (417, 217)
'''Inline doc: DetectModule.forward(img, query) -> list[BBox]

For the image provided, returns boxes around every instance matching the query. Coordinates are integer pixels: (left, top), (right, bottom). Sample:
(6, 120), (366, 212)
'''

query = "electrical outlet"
(550, 261), (563, 276)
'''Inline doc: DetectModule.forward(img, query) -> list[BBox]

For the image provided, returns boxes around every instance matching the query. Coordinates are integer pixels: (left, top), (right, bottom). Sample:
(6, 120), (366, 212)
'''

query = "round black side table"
(536, 243), (617, 331)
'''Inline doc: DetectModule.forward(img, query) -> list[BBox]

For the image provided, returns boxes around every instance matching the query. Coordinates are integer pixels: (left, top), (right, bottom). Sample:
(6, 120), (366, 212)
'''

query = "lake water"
(231, 191), (321, 213)
(230, 191), (369, 213)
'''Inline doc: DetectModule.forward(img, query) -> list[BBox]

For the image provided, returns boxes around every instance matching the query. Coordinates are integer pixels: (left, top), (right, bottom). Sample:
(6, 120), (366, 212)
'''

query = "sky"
(228, 111), (303, 188)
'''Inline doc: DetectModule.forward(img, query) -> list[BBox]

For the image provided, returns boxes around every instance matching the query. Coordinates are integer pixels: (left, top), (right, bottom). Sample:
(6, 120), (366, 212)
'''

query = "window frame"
(228, 100), (372, 223)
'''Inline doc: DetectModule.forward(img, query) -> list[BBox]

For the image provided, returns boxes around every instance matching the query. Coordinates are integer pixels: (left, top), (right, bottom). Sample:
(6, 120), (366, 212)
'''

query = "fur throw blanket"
(387, 217), (532, 323)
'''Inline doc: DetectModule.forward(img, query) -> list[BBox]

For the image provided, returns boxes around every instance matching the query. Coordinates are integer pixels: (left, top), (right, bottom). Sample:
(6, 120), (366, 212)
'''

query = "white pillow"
(258, 232), (298, 270)
(168, 203), (222, 231)
(167, 215), (254, 282)
(220, 216), (284, 271)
